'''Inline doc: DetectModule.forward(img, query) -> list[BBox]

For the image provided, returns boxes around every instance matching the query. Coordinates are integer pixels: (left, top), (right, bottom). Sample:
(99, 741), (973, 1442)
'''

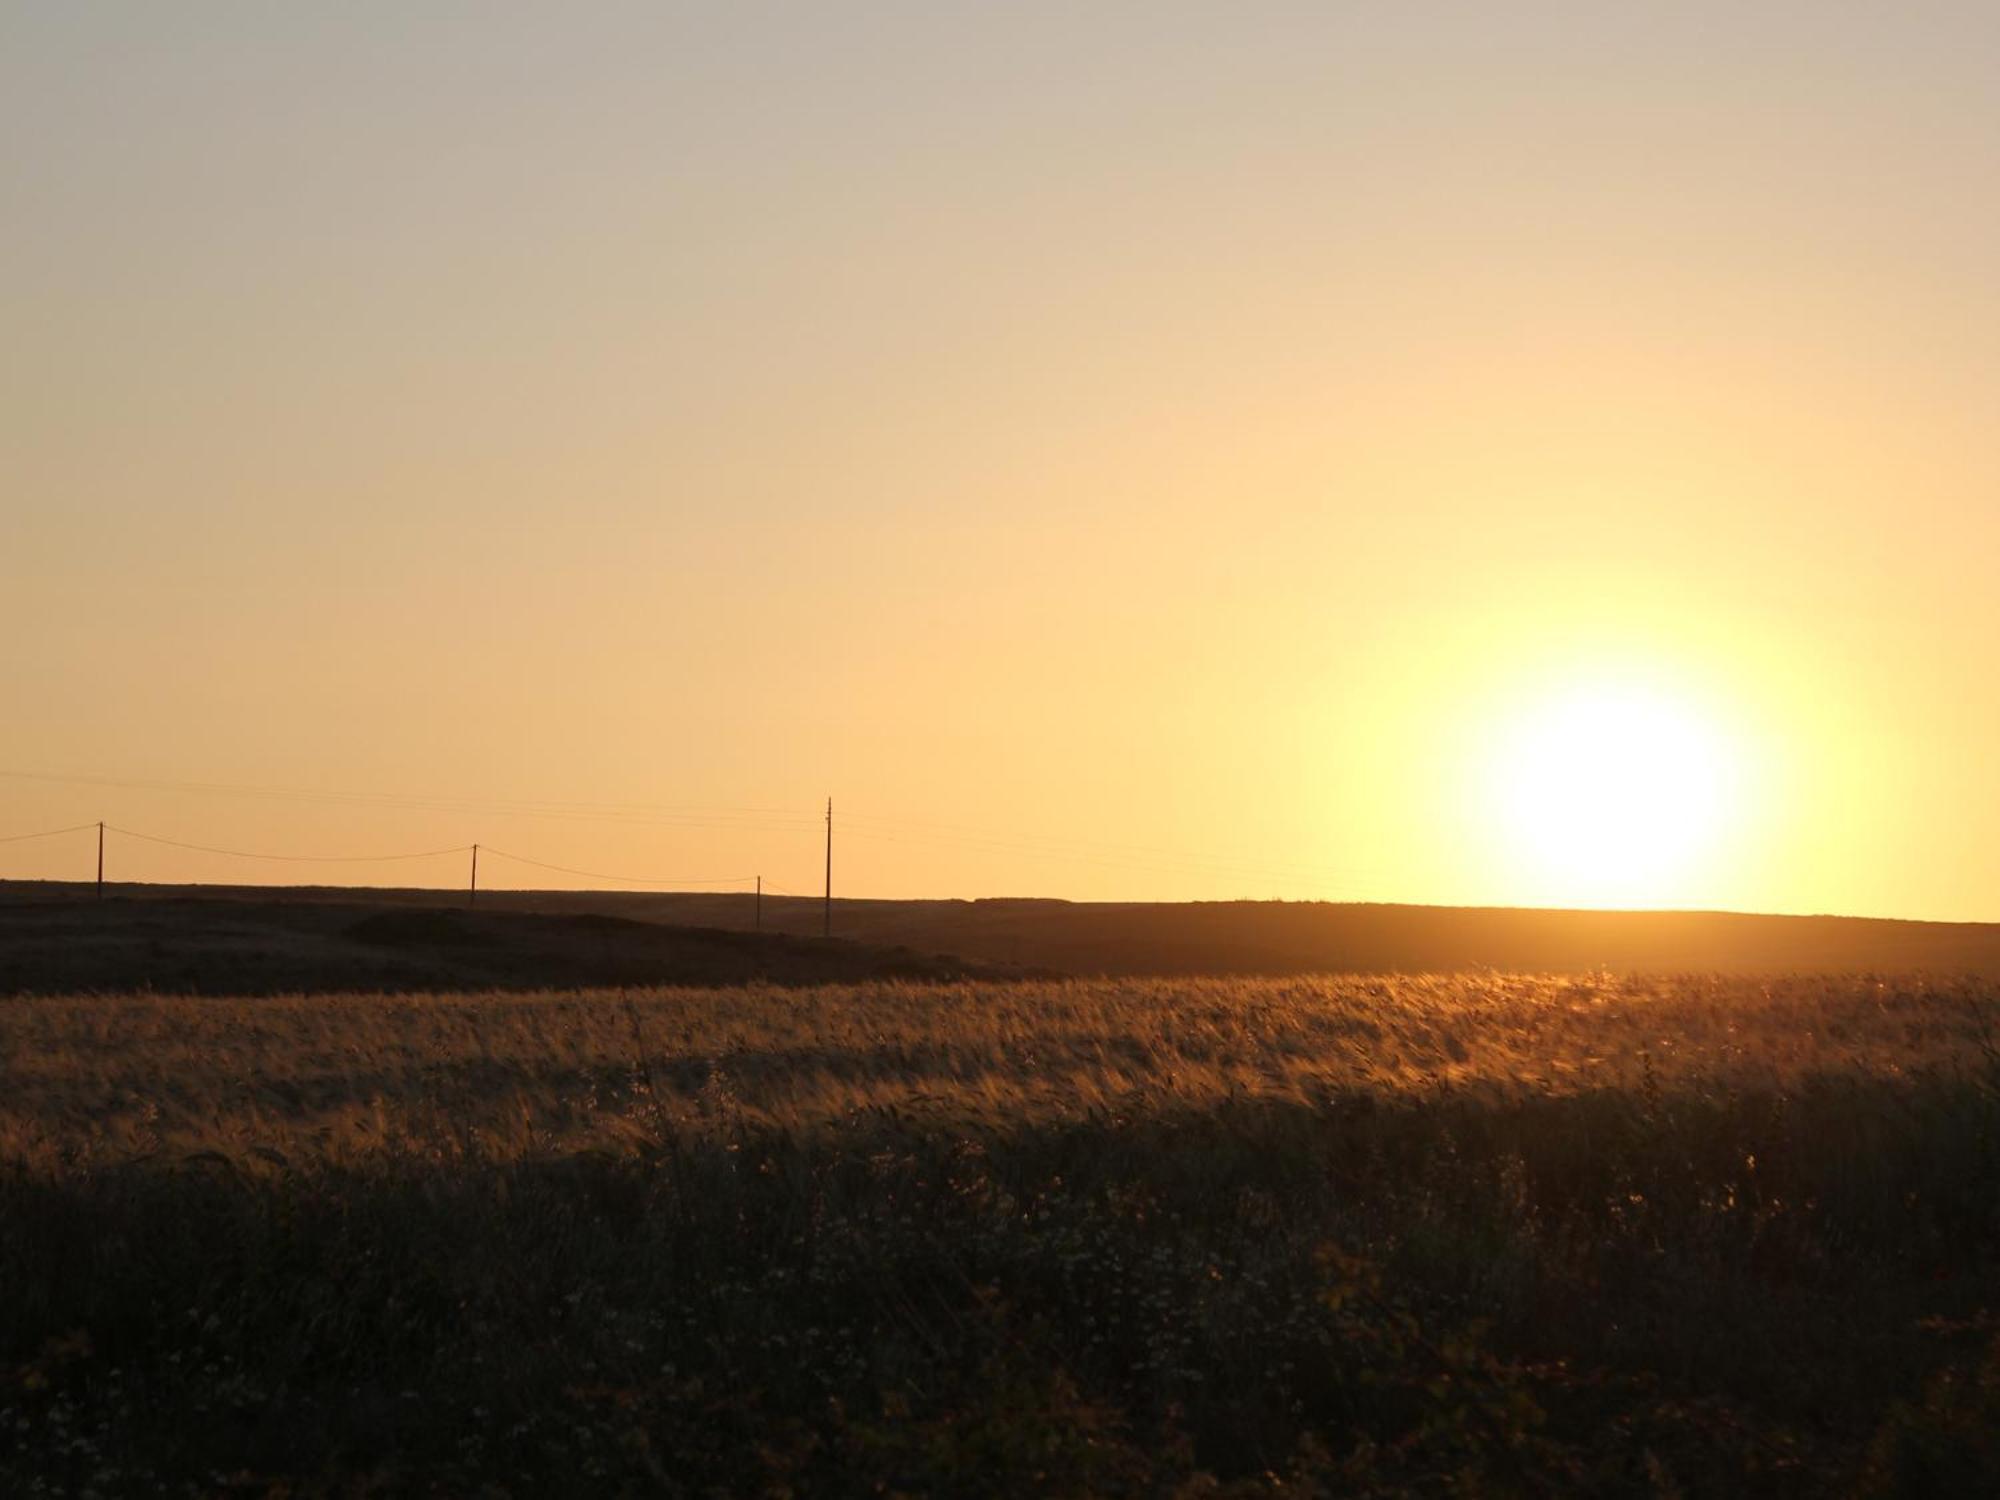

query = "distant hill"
(0, 894), (1040, 996)
(4, 882), (1998, 983)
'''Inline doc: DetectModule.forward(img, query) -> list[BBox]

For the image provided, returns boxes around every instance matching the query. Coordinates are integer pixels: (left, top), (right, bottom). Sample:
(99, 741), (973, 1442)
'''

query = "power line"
(9, 812), (1387, 899)
(105, 826), (473, 864)
(4, 766), (1390, 895)
(0, 822), (98, 845)
(0, 768), (821, 833)
(4, 765), (1407, 902)
(477, 846), (757, 888)
(9, 825), (778, 894)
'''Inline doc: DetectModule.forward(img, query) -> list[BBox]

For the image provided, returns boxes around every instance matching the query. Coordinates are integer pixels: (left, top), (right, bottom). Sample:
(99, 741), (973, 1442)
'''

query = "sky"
(3, 3), (1996, 919)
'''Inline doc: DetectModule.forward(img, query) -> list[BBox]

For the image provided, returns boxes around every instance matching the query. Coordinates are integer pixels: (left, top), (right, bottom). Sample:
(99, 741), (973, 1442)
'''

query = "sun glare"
(1488, 681), (1740, 907)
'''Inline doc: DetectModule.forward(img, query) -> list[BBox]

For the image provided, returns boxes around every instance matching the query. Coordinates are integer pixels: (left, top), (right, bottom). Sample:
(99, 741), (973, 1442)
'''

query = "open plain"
(6, 967), (1998, 1495)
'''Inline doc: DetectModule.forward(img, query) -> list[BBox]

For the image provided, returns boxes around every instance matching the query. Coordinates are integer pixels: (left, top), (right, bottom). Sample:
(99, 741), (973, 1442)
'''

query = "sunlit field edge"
(5, 974), (1999, 1495)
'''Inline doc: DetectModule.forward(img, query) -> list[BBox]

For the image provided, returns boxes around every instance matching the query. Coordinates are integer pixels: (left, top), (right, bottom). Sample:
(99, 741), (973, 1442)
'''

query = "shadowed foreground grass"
(4, 974), (1999, 1495)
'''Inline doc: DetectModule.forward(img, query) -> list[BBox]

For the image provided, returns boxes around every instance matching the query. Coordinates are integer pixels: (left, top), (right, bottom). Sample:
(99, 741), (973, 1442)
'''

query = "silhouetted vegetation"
(4, 974), (1997, 1494)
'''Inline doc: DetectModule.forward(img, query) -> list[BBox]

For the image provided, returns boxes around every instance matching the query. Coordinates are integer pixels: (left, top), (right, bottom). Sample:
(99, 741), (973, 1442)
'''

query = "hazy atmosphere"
(7, 3), (1998, 918)
(10, 9), (2000, 1496)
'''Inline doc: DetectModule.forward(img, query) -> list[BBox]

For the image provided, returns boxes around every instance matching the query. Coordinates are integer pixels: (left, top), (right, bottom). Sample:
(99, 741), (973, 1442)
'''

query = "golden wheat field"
(5, 972), (1984, 1166)
(6, 974), (1999, 1496)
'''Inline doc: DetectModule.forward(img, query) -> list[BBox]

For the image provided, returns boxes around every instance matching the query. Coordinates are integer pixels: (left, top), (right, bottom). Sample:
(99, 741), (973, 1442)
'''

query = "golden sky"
(4, 5), (1996, 919)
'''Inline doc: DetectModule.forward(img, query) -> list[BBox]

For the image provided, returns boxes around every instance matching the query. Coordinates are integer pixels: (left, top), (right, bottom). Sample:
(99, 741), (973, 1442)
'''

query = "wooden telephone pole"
(468, 844), (479, 908)
(822, 798), (832, 938)
(96, 822), (104, 901)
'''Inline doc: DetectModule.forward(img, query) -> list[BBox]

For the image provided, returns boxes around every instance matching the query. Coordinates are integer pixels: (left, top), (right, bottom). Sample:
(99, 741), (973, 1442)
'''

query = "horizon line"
(5, 875), (1992, 931)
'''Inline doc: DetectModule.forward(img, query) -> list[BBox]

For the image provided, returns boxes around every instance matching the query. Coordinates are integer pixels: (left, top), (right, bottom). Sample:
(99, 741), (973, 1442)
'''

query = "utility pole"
(755, 874), (762, 935)
(96, 822), (104, 902)
(469, 844), (479, 908)
(822, 797), (832, 938)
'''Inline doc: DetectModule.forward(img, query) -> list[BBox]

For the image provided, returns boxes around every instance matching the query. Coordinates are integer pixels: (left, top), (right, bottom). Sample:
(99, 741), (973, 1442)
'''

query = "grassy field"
(5, 973), (1999, 1495)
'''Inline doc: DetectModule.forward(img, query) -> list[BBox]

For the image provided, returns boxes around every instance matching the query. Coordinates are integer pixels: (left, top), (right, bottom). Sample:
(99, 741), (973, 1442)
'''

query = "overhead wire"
(106, 826), (473, 864)
(6, 770), (1399, 901)
(0, 822), (99, 845)
(477, 846), (757, 888)
(0, 768), (820, 833)
(8, 767), (1385, 885)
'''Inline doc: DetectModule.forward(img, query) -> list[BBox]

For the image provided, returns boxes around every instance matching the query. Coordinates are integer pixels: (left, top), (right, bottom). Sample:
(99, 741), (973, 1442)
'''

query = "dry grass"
(3, 972), (1982, 1165)
(4, 973), (1998, 1495)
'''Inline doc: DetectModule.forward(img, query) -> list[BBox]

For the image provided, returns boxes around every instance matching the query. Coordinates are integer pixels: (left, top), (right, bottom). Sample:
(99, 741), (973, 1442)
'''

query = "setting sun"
(1487, 682), (1741, 908)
